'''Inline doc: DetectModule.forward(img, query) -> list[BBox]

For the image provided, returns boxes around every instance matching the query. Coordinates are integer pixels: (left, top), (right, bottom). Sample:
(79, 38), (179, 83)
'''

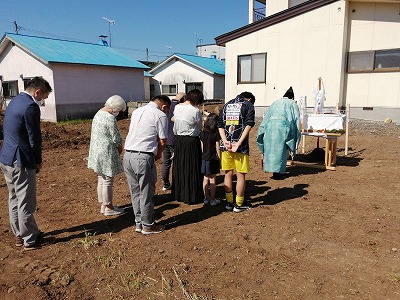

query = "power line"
(0, 19), (15, 24)
(3, 23), (180, 61)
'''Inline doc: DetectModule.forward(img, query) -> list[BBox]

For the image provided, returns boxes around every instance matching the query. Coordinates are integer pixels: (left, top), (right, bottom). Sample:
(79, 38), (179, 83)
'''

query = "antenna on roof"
(102, 17), (115, 47)
(13, 21), (20, 34)
(166, 46), (172, 56)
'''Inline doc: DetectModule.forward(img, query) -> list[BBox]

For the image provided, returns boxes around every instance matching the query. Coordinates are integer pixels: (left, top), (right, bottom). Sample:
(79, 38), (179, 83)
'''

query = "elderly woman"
(88, 95), (126, 216)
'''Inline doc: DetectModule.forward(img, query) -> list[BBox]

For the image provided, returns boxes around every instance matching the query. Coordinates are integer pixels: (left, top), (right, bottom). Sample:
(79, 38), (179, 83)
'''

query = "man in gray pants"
(123, 95), (171, 234)
(0, 77), (55, 250)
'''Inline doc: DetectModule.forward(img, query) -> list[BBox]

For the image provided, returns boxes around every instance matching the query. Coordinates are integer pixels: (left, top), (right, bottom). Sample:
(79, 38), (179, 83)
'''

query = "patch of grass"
(57, 118), (92, 125)
(104, 266), (213, 299)
(388, 272), (400, 282)
(78, 231), (100, 250)
(53, 265), (74, 286)
(96, 250), (125, 268)
(96, 254), (116, 269)
(119, 272), (149, 291)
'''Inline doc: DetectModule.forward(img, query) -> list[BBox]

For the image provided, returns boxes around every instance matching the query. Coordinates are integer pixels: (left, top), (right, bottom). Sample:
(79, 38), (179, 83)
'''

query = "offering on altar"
(303, 113), (346, 134)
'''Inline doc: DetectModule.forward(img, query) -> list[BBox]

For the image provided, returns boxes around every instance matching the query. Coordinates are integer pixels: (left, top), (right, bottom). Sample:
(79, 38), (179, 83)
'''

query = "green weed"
(119, 272), (149, 291)
(53, 265), (74, 286)
(79, 231), (100, 250)
(57, 118), (92, 125)
(388, 272), (400, 282)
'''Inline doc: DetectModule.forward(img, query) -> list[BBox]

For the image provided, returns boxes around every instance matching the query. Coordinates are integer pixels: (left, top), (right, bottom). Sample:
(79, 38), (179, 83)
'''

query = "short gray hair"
(105, 95), (126, 112)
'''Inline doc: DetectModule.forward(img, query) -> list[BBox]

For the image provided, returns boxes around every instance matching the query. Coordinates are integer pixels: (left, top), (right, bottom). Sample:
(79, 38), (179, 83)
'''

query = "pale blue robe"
(257, 97), (301, 173)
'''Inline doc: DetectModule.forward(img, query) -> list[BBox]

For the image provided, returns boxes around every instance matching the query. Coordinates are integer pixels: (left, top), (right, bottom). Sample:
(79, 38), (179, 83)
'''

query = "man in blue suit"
(0, 77), (53, 250)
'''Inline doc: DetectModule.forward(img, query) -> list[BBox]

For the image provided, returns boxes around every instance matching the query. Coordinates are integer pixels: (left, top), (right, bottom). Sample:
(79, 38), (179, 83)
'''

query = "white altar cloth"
(303, 114), (346, 131)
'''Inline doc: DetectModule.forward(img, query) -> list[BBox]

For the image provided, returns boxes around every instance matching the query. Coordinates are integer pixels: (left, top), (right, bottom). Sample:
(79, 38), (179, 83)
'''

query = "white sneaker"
(100, 205), (106, 214)
(233, 204), (251, 213)
(135, 224), (142, 233)
(104, 206), (124, 216)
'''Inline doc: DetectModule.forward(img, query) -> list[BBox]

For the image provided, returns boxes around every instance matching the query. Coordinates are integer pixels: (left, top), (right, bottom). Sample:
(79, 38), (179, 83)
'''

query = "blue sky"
(0, 0), (249, 62)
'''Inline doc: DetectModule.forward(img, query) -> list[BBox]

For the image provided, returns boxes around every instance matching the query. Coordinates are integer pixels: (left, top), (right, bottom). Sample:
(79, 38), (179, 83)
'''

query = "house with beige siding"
(216, 0), (400, 121)
(0, 33), (148, 122)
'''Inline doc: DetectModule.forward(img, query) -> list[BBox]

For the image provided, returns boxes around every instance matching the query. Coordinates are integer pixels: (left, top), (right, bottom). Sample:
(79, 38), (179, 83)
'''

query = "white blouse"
(173, 104), (202, 137)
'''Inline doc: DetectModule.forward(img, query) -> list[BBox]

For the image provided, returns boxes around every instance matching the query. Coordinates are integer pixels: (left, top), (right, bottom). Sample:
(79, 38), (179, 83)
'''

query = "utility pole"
(146, 48), (149, 61)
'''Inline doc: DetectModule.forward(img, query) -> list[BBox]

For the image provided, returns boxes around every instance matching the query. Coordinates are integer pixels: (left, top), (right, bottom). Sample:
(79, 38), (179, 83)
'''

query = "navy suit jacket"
(0, 92), (42, 169)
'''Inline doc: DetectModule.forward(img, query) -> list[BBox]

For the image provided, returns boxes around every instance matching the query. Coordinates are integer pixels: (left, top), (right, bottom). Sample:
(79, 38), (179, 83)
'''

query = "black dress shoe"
(271, 173), (286, 180)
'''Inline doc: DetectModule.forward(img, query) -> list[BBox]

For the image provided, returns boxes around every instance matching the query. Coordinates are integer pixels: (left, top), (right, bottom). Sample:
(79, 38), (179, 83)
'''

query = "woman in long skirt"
(172, 89), (204, 204)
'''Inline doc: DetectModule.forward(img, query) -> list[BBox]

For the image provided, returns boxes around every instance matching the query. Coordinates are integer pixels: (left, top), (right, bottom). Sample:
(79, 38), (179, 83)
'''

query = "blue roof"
(175, 53), (225, 75)
(152, 53), (225, 75)
(1, 33), (148, 69)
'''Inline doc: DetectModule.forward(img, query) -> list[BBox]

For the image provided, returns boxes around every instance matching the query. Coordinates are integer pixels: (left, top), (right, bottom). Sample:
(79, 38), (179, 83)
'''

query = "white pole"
(249, 0), (255, 23)
(345, 104), (350, 155)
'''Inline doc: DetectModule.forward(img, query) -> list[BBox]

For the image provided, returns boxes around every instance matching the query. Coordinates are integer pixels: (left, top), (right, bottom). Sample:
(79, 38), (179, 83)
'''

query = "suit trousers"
(123, 152), (156, 229)
(0, 162), (40, 246)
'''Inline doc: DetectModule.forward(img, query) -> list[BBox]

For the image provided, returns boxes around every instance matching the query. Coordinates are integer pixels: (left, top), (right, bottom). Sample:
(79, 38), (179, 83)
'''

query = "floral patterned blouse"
(87, 110), (123, 177)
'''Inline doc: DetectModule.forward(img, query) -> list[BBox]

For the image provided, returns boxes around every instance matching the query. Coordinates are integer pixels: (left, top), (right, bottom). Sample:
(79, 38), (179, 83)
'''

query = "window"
(23, 78), (34, 89)
(1, 81), (19, 99)
(238, 53), (266, 83)
(150, 84), (155, 99)
(348, 48), (400, 73)
(375, 50), (400, 69)
(289, 0), (308, 8)
(348, 51), (374, 72)
(185, 82), (203, 94)
(161, 84), (177, 95)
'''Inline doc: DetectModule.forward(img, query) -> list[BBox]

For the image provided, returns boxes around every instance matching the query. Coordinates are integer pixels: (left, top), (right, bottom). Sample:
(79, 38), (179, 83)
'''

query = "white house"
(196, 44), (226, 61)
(149, 53), (225, 101)
(216, 0), (400, 122)
(0, 33), (148, 122)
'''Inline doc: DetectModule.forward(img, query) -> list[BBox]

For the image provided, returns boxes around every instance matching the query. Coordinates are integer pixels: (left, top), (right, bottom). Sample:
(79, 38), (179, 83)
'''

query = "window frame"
(185, 82), (203, 94)
(161, 84), (177, 96)
(1, 80), (19, 99)
(374, 49), (400, 71)
(237, 52), (267, 84)
(347, 48), (400, 73)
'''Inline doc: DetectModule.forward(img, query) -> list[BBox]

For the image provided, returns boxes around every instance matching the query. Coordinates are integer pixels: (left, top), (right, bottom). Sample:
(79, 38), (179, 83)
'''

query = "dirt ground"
(0, 105), (399, 300)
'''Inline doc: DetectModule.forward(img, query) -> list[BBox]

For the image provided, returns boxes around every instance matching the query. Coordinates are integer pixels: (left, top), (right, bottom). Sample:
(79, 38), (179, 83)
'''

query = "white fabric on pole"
(314, 78), (326, 114)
